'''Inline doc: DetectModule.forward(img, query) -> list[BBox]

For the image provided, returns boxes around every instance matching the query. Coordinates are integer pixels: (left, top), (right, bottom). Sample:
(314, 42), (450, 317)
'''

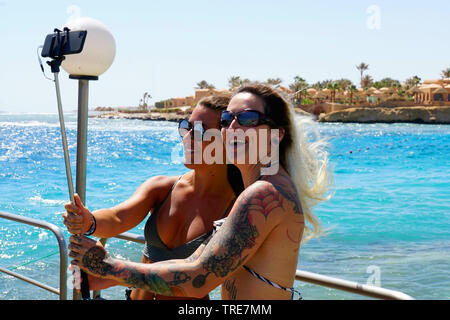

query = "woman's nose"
(182, 130), (194, 146)
(228, 116), (240, 129)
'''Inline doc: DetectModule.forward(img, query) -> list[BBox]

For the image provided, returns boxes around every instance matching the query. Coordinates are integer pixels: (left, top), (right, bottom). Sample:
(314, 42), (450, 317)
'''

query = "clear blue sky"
(0, 0), (449, 113)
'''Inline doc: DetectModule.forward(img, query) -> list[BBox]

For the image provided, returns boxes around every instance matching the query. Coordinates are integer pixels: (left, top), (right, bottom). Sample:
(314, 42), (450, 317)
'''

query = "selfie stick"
(53, 66), (75, 204)
(41, 18), (115, 300)
(59, 18), (115, 300)
(45, 40), (91, 301)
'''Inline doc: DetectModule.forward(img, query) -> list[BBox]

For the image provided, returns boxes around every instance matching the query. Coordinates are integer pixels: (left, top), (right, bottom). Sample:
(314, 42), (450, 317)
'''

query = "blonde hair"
(285, 107), (333, 242)
(233, 83), (333, 242)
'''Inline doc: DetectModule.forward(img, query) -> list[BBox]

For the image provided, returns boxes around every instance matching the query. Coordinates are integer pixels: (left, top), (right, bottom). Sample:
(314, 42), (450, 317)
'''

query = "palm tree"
(405, 75), (421, 89)
(346, 85), (357, 105)
(289, 76), (308, 104)
(356, 62), (369, 87)
(139, 92), (152, 111)
(227, 76), (252, 90)
(311, 79), (333, 90)
(228, 76), (241, 90)
(265, 78), (283, 88)
(289, 76), (308, 92)
(195, 80), (215, 89)
(326, 82), (340, 103)
(361, 74), (374, 88)
(441, 68), (450, 78)
(334, 79), (354, 90)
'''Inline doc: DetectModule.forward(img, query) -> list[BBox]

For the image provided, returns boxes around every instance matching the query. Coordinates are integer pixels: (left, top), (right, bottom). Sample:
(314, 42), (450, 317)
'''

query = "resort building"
(158, 95), (195, 108)
(154, 78), (450, 112)
(157, 89), (231, 109)
(414, 78), (450, 104)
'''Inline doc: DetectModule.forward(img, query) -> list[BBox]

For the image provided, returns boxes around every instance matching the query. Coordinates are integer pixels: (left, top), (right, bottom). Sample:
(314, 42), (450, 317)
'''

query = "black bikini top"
(143, 176), (235, 262)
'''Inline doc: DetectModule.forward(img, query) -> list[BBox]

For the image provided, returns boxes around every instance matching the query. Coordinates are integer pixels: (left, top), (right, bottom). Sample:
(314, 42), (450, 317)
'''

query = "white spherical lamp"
(61, 17), (115, 78)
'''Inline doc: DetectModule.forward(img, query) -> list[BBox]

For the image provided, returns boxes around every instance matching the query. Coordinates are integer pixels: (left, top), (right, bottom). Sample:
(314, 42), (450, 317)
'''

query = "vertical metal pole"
(73, 79), (89, 300)
(76, 79), (89, 205)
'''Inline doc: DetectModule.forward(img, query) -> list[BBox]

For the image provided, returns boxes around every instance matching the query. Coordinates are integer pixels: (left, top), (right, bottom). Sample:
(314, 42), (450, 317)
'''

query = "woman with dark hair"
(68, 84), (332, 300)
(63, 94), (243, 300)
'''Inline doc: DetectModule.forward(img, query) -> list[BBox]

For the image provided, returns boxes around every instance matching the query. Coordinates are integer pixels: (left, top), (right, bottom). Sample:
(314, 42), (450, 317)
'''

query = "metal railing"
(0, 211), (68, 300)
(294, 270), (414, 300)
(1, 212), (414, 300)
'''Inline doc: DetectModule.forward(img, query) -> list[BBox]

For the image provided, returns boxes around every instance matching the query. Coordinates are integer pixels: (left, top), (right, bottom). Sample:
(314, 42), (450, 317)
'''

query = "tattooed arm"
(69, 181), (288, 298)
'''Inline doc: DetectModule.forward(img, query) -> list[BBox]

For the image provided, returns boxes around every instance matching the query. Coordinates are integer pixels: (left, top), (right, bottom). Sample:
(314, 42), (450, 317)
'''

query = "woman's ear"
(272, 128), (285, 146)
(279, 127), (285, 143)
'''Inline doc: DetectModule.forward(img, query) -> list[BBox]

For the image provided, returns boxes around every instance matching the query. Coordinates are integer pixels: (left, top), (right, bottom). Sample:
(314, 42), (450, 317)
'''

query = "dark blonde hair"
(198, 93), (232, 111)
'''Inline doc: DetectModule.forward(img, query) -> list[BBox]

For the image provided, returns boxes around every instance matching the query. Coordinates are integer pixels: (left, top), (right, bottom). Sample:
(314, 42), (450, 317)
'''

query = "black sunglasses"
(178, 119), (205, 139)
(220, 109), (274, 128)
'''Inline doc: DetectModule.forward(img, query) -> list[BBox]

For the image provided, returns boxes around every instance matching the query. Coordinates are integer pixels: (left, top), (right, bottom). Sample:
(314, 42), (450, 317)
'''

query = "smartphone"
(41, 29), (87, 58)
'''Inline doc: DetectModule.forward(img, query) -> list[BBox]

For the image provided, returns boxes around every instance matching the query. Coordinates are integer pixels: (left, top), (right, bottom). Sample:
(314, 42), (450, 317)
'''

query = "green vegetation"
(118, 108), (149, 113)
(152, 108), (183, 113)
(195, 80), (215, 89)
(137, 65), (448, 112)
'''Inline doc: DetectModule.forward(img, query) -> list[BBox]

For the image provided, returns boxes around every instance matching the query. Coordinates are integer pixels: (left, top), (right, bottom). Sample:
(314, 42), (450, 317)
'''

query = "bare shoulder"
(254, 172), (303, 216)
(229, 178), (288, 225)
(137, 175), (180, 202)
(140, 175), (179, 192)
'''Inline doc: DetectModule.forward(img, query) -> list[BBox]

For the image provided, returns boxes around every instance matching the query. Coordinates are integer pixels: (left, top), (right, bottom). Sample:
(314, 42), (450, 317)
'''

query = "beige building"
(414, 78), (450, 105)
(161, 95), (195, 108)
(193, 89), (230, 103)
(160, 89), (231, 108)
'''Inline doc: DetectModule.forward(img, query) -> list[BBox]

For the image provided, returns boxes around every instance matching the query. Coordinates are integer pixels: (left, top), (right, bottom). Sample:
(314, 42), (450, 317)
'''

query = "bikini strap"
(242, 265), (302, 300)
(161, 175), (182, 203)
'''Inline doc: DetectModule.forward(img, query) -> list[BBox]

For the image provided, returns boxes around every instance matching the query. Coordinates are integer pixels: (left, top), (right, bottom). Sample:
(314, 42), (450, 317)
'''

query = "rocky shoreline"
(91, 106), (450, 124)
(318, 106), (450, 124)
(91, 107), (313, 122)
(91, 111), (186, 122)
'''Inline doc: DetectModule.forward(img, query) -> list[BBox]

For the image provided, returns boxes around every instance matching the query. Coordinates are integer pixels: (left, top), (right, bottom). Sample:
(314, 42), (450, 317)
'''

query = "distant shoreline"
(318, 105), (450, 124)
(90, 107), (313, 122)
(90, 111), (186, 122)
(90, 106), (450, 124)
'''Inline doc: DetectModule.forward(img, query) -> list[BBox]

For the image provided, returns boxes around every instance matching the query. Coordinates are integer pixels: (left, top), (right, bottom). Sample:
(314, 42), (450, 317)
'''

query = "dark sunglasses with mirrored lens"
(220, 110), (274, 128)
(178, 119), (205, 139)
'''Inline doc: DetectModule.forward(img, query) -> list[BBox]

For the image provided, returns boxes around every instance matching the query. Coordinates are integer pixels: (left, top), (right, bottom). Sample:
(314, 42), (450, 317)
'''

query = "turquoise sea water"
(0, 113), (449, 300)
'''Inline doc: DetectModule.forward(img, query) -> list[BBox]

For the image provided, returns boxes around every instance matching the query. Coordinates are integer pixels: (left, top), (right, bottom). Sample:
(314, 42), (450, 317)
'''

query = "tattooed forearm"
(193, 272), (211, 288)
(81, 246), (182, 296)
(168, 271), (191, 286)
(106, 259), (175, 296)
